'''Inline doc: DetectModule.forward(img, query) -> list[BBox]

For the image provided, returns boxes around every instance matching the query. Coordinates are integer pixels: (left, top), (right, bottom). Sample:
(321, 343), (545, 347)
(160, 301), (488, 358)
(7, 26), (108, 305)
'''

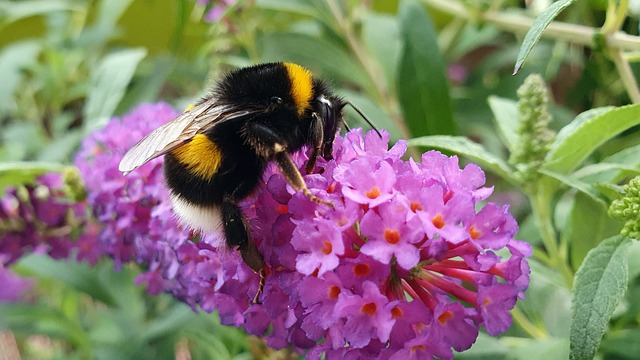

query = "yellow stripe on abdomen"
(171, 134), (222, 179)
(283, 62), (313, 117)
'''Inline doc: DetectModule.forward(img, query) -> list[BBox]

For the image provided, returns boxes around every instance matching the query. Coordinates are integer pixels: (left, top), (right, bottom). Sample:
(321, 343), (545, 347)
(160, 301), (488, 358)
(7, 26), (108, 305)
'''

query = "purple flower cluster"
(0, 172), (89, 302)
(0, 173), (85, 266)
(245, 131), (530, 358)
(74, 102), (531, 359)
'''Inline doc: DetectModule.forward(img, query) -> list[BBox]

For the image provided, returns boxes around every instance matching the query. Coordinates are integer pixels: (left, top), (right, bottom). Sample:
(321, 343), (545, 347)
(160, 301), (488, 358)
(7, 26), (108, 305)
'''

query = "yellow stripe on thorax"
(283, 62), (313, 117)
(171, 134), (222, 179)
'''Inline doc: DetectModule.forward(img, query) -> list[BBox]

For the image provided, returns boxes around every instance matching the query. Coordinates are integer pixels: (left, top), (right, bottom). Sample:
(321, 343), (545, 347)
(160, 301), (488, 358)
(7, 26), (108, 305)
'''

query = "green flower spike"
(609, 176), (640, 240)
(510, 74), (556, 185)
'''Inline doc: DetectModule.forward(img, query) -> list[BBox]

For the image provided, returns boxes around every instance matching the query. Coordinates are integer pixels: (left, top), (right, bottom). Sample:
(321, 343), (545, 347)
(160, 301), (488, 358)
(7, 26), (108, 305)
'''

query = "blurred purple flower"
(72, 102), (530, 358)
(0, 173), (85, 265)
(447, 64), (468, 84)
(0, 264), (33, 302)
(194, 0), (236, 23)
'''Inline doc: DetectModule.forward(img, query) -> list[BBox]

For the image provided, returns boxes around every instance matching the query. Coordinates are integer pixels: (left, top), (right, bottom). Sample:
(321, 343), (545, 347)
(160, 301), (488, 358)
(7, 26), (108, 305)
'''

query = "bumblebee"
(119, 62), (378, 301)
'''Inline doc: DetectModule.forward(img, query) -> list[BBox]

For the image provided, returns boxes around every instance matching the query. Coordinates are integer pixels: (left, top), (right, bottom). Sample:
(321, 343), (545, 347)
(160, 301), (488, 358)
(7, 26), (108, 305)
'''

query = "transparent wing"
(118, 97), (261, 174)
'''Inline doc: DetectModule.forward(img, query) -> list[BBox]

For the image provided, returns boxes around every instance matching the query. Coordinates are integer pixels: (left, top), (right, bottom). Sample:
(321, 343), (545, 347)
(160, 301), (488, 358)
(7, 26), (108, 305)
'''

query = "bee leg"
(221, 199), (265, 303)
(243, 122), (332, 207)
(305, 113), (324, 174)
(275, 151), (333, 208)
(253, 268), (266, 304)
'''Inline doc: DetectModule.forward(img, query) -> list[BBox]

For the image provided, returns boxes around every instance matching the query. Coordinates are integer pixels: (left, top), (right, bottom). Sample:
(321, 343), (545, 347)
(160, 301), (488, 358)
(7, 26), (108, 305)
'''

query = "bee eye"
(271, 96), (283, 105)
(317, 95), (338, 158)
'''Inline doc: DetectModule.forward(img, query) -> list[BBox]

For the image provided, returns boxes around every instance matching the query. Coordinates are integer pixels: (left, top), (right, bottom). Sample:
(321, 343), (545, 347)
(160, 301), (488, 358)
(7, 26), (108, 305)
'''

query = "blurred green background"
(1, 0), (640, 359)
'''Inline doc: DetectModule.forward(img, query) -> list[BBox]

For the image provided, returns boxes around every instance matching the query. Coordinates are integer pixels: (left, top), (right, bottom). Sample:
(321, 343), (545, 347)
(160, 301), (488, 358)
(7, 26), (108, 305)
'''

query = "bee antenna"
(342, 119), (352, 132)
(346, 101), (382, 138)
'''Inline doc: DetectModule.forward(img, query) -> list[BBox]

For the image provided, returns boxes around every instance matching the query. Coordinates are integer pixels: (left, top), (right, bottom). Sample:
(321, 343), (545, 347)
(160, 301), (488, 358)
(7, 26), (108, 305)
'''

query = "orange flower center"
(328, 285), (341, 299)
(438, 310), (453, 325)
(353, 263), (371, 277)
(391, 306), (403, 319)
(432, 214), (445, 229)
(469, 225), (482, 240)
(361, 302), (377, 316)
(410, 202), (423, 212)
(321, 241), (333, 255)
(384, 229), (401, 244)
(366, 187), (381, 199)
(276, 204), (288, 214)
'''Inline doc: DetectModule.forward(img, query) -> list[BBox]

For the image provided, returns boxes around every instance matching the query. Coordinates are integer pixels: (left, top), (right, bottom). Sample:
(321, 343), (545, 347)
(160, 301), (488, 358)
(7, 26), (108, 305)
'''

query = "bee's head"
(314, 94), (346, 159)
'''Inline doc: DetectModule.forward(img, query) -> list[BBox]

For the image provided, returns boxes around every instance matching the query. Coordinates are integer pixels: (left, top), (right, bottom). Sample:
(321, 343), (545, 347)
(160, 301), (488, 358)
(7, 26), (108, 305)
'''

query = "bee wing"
(118, 98), (261, 174)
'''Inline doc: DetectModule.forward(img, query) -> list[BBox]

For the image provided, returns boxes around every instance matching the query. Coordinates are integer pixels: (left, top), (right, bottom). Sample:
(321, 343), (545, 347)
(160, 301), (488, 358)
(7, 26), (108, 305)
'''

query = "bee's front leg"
(274, 151), (333, 208)
(243, 122), (332, 207)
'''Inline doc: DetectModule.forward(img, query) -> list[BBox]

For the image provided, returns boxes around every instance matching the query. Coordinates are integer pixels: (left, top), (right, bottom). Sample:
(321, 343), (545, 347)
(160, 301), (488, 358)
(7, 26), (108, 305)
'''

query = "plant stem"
(512, 307), (548, 339)
(422, 0), (640, 51)
(530, 188), (574, 288)
(599, 0), (640, 103)
(611, 47), (640, 103)
(601, 0), (629, 35)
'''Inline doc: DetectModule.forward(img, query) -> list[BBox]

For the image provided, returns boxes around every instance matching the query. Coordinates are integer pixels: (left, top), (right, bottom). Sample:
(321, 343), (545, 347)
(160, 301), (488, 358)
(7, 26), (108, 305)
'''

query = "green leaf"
(518, 260), (572, 337)
(573, 163), (640, 181)
(362, 12), (401, 93)
(626, 239), (640, 282)
(337, 88), (400, 140)
(545, 105), (640, 174)
(593, 182), (624, 203)
(94, 0), (134, 31)
(487, 96), (519, 153)
(407, 135), (517, 184)
(602, 143), (640, 166)
(0, 304), (86, 344)
(513, 0), (577, 74)
(563, 192), (623, 269)
(600, 329), (640, 358)
(37, 131), (85, 162)
(116, 55), (174, 113)
(17, 255), (117, 307)
(509, 338), (570, 360)
(0, 41), (41, 115)
(258, 33), (375, 94)
(255, 0), (317, 17)
(0, 122), (41, 161)
(570, 235), (631, 360)
(397, 0), (455, 137)
(454, 332), (507, 359)
(578, 144), (640, 183)
(188, 330), (235, 360)
(143, 304), (195, 342)
(0, 0), (80, 26)
(84, 48), (147, 133)
(0, 161), (66, 193)
(538, 168), (607, 207)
